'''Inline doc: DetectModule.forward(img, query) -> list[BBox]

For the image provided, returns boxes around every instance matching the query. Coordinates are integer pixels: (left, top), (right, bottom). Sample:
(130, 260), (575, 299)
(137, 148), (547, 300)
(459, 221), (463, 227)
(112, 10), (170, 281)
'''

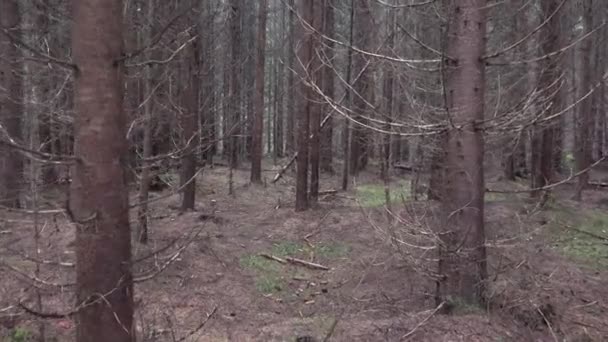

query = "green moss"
(271, 241), (303, 257)
(240, 240), (349, 294)
(239, 255), (284, 294)
(551, 208), (608, 268)
(6, 327), (31, 342)
(315, 243), (350, 259)
(356, 181), (412, 207)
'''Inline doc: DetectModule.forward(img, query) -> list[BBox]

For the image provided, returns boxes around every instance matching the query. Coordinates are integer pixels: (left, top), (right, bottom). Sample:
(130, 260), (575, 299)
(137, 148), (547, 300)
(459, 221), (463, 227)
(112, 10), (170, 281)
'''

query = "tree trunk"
(574, 0), (594, 201)
(136, 0), (157, 243)
(201, 0), (216, 165)
(320, 0), (335, 173)
(349, 0), (372, 175)
(71, 0), (134, 339)
(531, 0), (561, 197)
(286, 0), (296, 154)
(295, 0), (318, 211)
(341, 0), (355, 190)
(0, 0), (23, 208)
(308, 2), (323, 205)
(228, 0), (242, 169)
(180, 28), (200, 211)
(437, 0), (488, 306)
(251, 0), (267, 184)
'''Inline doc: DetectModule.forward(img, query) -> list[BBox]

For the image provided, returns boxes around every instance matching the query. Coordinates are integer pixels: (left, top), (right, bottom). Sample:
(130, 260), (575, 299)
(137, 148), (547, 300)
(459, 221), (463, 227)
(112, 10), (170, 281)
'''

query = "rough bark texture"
(341, 0), (355, 191)
(71, 0), (134, 340)
(228, 0), (242, 169)
(295, 0), (316, 211)
(136, 0), (155, 243)
(0, 0), (23, 208)
(286, 0), (296, 154)
(574, 0), (593, 201)
(201, 1), (216, 164)
(349, 0), (372, 175)
(320, 0), (335, 173)
(531, 0), (561, 197)
(308, 2), (323, 204)
(251, 0), (267, 184)
(437, 0), (488, 306)
(180, 28), (200, 211)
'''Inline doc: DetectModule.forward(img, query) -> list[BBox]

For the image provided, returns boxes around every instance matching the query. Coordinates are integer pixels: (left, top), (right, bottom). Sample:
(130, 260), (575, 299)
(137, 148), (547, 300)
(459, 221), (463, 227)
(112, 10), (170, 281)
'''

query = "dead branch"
(133, 225), (206, 283)
(175, 306), (218, 342)
(19, 301), (76, 319)
(563, 224), (608, 244)
(285, 257), (330, 271)
(401, 302), (445, 340)
(272, 114), (332, 183)
(259, 253), (287, 264)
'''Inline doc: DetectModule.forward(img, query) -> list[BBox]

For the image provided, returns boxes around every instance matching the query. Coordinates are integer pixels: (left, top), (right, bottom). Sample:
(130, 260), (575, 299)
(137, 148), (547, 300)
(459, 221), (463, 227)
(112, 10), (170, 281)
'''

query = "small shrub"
(8, 327), (31, 342)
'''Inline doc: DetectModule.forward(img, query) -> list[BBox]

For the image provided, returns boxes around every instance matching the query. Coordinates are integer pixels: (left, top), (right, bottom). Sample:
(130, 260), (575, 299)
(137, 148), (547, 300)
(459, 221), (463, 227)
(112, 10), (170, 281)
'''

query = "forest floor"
(2, 160), (608, 341)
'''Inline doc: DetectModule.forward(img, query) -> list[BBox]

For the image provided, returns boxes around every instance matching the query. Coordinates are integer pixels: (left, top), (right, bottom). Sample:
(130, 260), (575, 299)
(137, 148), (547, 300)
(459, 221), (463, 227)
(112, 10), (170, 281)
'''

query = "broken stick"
(259, 253), (287, 264)
(272, 114), (332, 183)
(286, 257), (330, 271)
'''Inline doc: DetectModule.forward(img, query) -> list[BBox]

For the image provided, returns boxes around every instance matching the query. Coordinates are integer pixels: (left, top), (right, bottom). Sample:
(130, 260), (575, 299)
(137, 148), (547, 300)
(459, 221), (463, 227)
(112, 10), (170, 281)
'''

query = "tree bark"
(341, 0), (355, 190)
(0, 0), (23, 208)
(574, 0), (594, 201)
(308, 2), (323, 204)
(349, 0), (372, 175)
(201, 0), (216, 165)
(71, 0), (134, 339)
(251, 0), (267, 184)
(286, 0), (296, 154)
(531, 0), (561, 197)
(295, 0), (317, 211)
(228, 0), (242, 169)
(437, 0), (488, 306)
(180, 26), (200, 211)
(320, 0), (335, 173)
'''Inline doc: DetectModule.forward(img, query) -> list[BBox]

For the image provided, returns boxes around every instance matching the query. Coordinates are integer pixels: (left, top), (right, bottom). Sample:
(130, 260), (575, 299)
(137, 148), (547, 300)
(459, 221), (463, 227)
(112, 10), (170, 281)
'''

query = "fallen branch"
(175, 305), (218, 342)
(401, 302), (445, 340)
(272, 115), (332, 183)
(259, 253), (287, 264)
(285, 257), (330, 271)
(563, 224), (608, 243)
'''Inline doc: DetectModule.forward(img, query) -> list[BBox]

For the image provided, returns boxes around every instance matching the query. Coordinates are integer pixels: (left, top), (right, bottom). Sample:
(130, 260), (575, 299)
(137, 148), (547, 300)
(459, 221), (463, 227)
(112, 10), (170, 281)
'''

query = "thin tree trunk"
(0, 0), (23, 208)
(137, 0), (156, 243)
(180, 29), (200, 211)
(275, 48), (284, 159)
(349, 0), (372, 175)
(574, 1), (593, 201)
(381, 7), (396, 218)
(251, 0), (267, 184)
(308, 2), (323, 205)
(71, 0), (134, 339)
(286, 0), (296, 154)
(201, 0), (216, 165)
(228, 0), (241, 170)
(320, 0), (335, 173)
(295, 0), (317, 211)
(341, 0), (355, 191)
(531, 0), (561, 197)
(437, 0), (488, 306)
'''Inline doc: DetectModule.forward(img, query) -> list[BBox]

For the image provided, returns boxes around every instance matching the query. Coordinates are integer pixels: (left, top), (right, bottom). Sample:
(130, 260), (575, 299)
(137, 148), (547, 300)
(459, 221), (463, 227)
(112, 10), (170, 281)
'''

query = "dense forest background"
(2, 0), (608, 341)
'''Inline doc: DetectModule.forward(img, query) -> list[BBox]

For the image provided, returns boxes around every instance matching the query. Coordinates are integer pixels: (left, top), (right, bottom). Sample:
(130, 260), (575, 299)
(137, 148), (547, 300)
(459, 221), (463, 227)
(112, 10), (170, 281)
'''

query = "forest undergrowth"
(2, 163), (608, 341)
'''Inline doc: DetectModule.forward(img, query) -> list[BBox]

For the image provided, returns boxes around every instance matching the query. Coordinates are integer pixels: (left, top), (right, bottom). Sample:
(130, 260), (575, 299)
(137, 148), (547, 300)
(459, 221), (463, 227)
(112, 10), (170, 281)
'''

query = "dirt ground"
(2, 160), (608, 341)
